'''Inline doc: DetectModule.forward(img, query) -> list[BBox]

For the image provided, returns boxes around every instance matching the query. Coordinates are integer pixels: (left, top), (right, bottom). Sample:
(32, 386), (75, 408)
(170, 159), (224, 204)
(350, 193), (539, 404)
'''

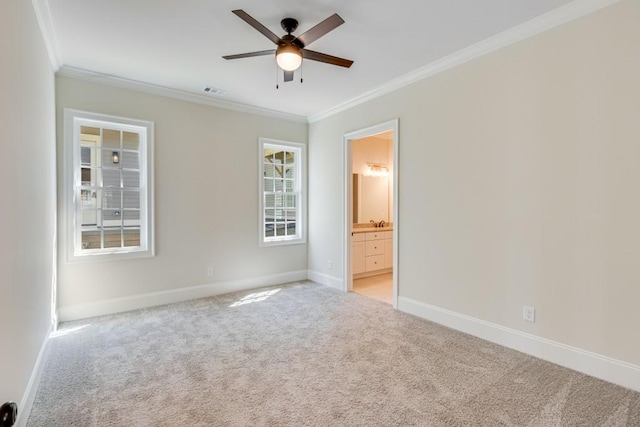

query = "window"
(259, 138), (306, 246)
(64, 109), (154, 260)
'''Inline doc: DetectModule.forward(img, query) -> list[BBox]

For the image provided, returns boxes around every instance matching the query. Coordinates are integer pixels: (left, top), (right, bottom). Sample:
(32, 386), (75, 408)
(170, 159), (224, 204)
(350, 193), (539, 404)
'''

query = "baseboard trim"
(58, 270), (308, 322)
(15, 322), (52, 427)
(307, 270), (343, 291)
(398, 296), (640, 393)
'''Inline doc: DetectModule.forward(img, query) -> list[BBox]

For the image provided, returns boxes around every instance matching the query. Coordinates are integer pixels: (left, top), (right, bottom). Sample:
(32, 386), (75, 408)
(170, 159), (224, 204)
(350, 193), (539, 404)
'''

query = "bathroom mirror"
(353, 173), (389, 223)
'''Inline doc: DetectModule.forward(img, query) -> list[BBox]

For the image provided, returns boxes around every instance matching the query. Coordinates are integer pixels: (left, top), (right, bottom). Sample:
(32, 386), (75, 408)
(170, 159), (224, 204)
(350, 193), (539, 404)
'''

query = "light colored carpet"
(28, 281), (640, 426)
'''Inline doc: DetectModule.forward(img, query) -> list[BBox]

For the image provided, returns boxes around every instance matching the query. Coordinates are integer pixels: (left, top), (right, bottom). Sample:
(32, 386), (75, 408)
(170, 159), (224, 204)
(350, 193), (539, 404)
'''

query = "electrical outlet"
(207, 267), (214, 277)
(327, 260), (333, 270)
(523, 306), (535, 322)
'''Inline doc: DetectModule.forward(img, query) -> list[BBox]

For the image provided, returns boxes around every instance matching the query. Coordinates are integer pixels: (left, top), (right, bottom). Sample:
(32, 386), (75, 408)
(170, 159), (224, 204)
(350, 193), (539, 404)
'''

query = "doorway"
(343, 120), (398, 308)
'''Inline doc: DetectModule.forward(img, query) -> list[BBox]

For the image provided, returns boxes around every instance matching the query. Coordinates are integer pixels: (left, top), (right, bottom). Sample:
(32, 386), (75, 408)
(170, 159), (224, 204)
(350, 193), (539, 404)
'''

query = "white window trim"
(258, 138), (306, 247)
(64, 109), (155, 262)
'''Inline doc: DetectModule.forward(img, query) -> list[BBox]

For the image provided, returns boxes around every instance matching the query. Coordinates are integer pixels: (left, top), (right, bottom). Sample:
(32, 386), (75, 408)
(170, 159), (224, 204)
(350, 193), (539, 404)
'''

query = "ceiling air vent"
(203, 87), (227, 96)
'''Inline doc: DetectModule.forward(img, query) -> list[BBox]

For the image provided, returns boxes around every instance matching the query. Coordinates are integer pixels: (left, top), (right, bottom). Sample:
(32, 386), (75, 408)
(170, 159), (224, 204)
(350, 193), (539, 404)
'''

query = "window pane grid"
(263, 190), (299, 241)
(75, 120), (146, 254)
(260, 140), (304, 245)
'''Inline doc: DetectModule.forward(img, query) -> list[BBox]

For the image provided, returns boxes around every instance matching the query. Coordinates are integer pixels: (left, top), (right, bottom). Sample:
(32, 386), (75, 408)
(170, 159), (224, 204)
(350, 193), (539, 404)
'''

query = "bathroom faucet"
(370, 219), (377, 227)
(378, 220), (385, 228)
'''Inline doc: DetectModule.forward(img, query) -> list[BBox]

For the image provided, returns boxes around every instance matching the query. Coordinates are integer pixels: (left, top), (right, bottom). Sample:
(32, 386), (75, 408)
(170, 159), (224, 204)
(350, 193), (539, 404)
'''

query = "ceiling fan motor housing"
(280, 18), (298, 34)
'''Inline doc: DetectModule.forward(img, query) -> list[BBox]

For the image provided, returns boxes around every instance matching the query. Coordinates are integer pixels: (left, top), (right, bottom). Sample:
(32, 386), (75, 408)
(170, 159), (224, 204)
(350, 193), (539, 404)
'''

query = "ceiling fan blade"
(232, 10), (281, 45)
(283, 70), (294, 82)
(302, 49), (353, 68)
(223, 49), (275, 60)
(295, 14), (344, 47)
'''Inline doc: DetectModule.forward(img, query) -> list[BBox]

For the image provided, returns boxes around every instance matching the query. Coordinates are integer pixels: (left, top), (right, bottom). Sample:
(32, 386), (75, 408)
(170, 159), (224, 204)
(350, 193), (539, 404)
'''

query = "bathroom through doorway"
(343, 120), (398, 308)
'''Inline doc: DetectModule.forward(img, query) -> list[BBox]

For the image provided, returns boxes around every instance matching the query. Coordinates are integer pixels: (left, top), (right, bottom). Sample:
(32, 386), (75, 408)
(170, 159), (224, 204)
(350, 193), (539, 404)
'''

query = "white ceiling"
(47, 0), (573, 119)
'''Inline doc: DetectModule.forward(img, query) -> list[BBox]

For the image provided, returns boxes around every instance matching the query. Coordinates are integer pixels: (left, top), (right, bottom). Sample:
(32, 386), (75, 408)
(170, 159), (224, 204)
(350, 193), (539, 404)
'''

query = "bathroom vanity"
(352, 228), (393, 277)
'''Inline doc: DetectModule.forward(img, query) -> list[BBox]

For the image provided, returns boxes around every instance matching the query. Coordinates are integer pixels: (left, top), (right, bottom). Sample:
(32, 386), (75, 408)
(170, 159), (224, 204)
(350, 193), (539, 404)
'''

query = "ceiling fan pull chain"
(300, 62), (303, 84)
(275, 61), (279, 89)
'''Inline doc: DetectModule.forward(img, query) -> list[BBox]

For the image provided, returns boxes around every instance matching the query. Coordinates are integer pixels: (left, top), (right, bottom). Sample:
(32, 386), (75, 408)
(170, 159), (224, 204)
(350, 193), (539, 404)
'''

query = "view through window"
(65, 110), (154, 260)
(259, 139), (305, 246)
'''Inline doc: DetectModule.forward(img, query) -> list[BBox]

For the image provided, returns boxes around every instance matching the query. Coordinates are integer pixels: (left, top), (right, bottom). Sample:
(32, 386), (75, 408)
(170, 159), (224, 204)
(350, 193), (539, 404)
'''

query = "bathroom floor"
(353, 272), (393, 304)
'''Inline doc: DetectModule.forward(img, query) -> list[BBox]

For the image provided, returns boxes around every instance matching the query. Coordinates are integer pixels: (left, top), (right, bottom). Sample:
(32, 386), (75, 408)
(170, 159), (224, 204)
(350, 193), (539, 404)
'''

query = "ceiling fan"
(222, 10), (354, 84)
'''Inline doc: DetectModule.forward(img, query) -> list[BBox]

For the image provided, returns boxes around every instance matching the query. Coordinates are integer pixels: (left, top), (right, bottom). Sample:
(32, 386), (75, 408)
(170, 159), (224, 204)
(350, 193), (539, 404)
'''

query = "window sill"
(67, 247), (155, 263)
(259, 238), (306, 248)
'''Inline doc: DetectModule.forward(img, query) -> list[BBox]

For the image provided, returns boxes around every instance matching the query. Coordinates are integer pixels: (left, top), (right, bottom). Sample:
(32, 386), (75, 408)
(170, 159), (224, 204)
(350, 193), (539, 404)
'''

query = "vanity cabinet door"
(352, 241), (366, 274)
(384, 238), (393, 269)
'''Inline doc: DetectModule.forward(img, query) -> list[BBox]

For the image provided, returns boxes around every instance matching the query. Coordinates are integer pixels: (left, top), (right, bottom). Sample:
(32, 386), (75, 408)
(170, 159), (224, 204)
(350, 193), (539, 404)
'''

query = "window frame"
(64, 109), (155, 262)
(258, 138), (306, 247)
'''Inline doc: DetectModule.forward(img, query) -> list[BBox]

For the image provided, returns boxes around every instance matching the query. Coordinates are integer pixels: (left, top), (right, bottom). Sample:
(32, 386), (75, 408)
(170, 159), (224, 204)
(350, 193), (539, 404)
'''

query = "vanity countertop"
(352, 227), (393, 234)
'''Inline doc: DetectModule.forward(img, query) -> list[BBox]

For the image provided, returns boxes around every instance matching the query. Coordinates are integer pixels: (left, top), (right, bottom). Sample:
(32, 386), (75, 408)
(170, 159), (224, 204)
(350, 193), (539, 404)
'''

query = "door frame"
(343, 119), (399, 308)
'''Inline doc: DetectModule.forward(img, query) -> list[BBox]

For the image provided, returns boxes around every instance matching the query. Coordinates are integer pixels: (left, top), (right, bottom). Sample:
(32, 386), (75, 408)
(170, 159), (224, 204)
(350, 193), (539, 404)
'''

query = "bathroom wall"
(352, 132), (393, 223)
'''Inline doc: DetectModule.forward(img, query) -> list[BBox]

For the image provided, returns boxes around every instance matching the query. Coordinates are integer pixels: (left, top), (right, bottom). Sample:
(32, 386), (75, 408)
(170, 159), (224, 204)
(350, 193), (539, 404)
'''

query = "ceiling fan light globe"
(276, 45), (302, 71)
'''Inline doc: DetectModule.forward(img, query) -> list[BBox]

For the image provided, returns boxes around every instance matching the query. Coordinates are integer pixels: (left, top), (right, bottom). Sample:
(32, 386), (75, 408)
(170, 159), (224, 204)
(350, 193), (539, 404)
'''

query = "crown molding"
(308, 0), (622, 123)
(56, 66), (308, 124)
(32, 0), (61, 71)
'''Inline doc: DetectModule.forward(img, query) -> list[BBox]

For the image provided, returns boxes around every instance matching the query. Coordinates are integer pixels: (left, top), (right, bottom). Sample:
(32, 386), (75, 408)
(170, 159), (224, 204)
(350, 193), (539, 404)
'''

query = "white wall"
(309, 0), (640, 369)
(352, 135), (391, 176)
(56, 77), (308, 318)
(0, 0), (56, 413)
